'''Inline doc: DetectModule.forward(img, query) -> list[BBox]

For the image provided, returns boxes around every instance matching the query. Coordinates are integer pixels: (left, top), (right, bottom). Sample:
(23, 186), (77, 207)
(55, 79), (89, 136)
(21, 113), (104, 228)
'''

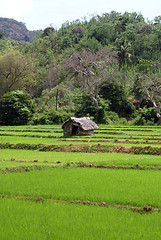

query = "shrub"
(30, 109), (71, 125)
(106, 111), (128, 125)
(134, 107), (159, 125)
(106, 111), (120, 124)
(0, 91), (34, 126)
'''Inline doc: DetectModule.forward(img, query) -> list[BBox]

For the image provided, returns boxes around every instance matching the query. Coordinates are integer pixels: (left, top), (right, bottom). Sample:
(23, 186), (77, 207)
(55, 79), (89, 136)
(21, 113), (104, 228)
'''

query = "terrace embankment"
(1, 161), (161, 174)
(1, 142), (161, 155)
(1, 194), (160, 214)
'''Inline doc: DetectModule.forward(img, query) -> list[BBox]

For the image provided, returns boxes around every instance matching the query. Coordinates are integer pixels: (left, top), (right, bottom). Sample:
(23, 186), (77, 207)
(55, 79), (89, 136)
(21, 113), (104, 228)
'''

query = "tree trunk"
(123, 63), (126, 88)
(87, 82), (100, 122)
(89, 93), (99, 122)
(56, 89), (58, 111)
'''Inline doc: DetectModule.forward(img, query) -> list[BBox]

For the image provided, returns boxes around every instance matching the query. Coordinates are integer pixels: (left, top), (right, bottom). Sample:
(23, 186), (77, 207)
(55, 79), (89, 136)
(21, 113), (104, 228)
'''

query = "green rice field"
(0, 124), (161, 239)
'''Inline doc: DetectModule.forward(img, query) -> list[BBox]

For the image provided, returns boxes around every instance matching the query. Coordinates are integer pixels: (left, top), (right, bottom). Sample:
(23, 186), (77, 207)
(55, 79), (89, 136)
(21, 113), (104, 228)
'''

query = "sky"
(0, 0), (161, 30)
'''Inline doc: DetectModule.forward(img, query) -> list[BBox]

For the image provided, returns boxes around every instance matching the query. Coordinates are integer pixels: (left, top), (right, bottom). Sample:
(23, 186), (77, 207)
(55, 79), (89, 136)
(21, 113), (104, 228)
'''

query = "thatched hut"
(62, 117), (99, 136)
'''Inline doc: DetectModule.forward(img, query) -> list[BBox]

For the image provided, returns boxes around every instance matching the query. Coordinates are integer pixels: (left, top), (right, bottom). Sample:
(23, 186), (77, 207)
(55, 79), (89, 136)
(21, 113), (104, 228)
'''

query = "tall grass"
(0, 198), (161, 240)
(0, 168), (161, 208)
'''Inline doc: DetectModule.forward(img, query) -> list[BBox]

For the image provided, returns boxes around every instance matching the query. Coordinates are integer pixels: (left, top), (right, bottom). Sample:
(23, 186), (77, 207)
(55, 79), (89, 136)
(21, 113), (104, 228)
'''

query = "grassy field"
(1, 199), (161, 240)
(1, 149), (161, 166)
(1, 168), (161, 207)
(0, 124), (161, 239)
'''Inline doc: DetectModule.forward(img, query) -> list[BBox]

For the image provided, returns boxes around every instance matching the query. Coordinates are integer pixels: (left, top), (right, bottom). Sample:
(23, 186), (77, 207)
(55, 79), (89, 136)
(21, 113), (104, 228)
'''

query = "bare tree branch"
(145, 87), (161, 120)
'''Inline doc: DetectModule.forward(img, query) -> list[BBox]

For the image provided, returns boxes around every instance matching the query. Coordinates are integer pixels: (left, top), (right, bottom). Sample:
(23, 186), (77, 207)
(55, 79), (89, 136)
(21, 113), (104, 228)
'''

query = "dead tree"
(145, 87), (161, 121)
(64, 48), (117, 121)
(137, 74), (161, 121)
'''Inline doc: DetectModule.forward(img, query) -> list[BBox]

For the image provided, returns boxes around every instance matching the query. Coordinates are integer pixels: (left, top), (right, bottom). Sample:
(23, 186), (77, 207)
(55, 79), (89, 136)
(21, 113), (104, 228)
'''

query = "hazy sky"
(0, 0), (161, 30)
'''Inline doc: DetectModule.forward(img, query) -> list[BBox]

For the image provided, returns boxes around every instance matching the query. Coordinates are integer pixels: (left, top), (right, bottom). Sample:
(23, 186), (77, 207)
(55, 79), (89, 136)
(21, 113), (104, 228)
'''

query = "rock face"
(62, 117), (99, 136)
(0, 17), (41, 42)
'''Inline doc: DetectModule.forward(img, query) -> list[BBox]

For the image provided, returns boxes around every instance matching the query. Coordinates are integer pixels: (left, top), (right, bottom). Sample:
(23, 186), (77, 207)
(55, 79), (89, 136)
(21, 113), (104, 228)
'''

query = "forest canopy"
(0, 11), (161, 125)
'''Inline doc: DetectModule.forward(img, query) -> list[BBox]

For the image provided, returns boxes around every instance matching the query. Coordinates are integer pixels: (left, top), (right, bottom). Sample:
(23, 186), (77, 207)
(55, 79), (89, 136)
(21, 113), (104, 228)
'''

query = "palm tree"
(115, 38), (133, 87)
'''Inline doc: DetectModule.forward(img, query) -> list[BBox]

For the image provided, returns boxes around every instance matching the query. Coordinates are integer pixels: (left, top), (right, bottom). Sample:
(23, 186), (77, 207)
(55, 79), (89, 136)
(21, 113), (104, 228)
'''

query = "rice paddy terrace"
(0, 124), (161, 239)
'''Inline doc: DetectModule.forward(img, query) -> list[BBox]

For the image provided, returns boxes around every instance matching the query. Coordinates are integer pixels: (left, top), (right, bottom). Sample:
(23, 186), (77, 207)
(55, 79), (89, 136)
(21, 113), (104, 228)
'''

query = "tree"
(134, 74), (161, 121)
(115, 38), (134, 87)
(71, 26), (85, 44)
(73, 92), (109, 123)
(99, 82), (136, 119)
(144, 87), (161, 120)
(0, 49), (35, 96)
(42, 27), (55, 37)
(0, 91), (34, 125)
(0, 32), (4, 39)
(153, 16), (161, 24)
(63, 48), (117, 121)
(43, 62), (62, 90)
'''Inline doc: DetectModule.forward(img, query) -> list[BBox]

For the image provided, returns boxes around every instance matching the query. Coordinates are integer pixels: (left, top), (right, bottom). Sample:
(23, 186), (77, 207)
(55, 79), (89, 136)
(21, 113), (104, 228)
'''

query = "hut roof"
(62, 117), (99, 131)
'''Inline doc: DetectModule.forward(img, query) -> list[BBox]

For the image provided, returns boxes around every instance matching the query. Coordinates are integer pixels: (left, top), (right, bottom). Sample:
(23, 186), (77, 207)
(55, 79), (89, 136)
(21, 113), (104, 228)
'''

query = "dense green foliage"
(31, 109), (71, 125)
(99, 82), (136, 118)
(0, 91), (34, 125)
(134, 107), (159, 125)
(0, 12), (161, 125)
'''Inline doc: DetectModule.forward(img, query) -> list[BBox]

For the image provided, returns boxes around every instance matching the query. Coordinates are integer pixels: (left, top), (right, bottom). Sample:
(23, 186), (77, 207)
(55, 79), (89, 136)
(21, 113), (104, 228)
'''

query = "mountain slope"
(0, 17), (41, 42)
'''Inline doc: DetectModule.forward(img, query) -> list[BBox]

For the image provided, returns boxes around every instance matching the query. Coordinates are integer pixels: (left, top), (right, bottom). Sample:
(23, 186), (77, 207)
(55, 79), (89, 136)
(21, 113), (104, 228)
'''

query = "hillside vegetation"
(0, 12), (161, 125)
